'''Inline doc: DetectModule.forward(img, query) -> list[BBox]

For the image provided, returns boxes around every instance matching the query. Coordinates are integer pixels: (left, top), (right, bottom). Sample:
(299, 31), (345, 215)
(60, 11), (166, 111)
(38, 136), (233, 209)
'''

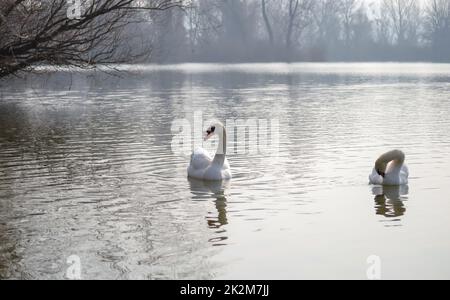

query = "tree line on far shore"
(154, 0), (450, 63)
(2, 0), (450, 79)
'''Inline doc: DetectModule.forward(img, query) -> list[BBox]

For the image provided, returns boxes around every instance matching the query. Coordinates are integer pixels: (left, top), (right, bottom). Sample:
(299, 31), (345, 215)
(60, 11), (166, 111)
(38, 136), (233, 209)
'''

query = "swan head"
(375, 160), (387, 178)
(204, 121), (224, 141)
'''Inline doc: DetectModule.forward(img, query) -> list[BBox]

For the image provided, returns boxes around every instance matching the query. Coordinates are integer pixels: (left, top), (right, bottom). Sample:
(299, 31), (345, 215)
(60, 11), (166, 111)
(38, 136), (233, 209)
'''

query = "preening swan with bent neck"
(188, 122), (232, 181)
(369, 150), (409, 186)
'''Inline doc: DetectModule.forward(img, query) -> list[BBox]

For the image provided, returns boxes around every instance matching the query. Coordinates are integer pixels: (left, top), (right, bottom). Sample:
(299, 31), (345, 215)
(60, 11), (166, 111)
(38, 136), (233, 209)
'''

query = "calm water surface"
(1, 63), (450, 279)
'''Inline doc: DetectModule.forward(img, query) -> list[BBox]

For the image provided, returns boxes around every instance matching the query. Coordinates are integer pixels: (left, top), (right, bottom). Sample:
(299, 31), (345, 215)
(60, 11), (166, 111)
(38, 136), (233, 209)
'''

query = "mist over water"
(1, 63), (450, 279)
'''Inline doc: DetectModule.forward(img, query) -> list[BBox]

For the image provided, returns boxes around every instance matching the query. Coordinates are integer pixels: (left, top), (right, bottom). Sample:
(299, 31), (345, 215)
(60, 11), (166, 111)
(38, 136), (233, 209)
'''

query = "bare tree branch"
(0, 0), (184, 79)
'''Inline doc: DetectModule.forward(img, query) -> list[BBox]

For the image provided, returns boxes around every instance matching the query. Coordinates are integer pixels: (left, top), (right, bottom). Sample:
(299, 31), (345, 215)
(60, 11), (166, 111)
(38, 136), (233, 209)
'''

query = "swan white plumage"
(188, 122), (232, 181)
(369, 150), (409, 186)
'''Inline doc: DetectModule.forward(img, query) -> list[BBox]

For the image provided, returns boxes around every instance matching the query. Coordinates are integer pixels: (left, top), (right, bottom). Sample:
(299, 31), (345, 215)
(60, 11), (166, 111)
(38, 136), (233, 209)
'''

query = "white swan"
(369, 150), (409, 186)
(188, 122), (232, 181)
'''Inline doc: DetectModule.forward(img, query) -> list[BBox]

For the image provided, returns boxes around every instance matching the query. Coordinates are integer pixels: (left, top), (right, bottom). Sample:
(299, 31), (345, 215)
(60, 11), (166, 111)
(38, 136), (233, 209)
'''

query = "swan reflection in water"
(372, 185), (409, 219)
(188, 179), (230, 246)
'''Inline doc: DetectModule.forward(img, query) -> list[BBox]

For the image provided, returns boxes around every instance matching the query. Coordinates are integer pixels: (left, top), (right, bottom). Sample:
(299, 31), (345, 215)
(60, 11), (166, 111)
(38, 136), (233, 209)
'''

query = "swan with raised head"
(369, 150), (409, 186)
(188, 122), (232, 181)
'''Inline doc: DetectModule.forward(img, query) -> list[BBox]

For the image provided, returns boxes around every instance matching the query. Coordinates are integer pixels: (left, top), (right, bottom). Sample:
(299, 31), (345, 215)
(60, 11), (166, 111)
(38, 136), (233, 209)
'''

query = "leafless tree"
(424, 0), (450, 52)
(373, 1), (392, 45)
(0, 0), (183, 79)
(381, 0), (421, 46)
(285, 0), (314, 51)
(261, 0), (274, 45)
(186, 0), (221, 57)
(313, 0), (342, 49)
(339, 0), (361, 47)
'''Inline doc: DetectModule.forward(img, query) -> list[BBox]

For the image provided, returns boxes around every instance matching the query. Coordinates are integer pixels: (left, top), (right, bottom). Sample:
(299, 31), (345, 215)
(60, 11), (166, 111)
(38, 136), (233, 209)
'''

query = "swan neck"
(376, 150), (405, 175)
(213, 127), (227, 165)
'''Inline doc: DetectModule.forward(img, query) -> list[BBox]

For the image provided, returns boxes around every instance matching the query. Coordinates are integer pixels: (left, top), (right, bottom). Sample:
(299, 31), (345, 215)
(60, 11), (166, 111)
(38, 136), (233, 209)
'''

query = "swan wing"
(369, 168), (384, 185)
(189, 148), (213, 171)
(223, 157), (231, 170)
(400, 164), (409, 185)
(221, 168), (232, 180)
(369, 165), (409, 185)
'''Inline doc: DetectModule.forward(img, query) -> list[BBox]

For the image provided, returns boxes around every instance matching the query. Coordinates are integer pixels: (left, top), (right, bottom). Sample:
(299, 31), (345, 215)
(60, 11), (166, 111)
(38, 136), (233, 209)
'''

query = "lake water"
(1, 63), (450, 279)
